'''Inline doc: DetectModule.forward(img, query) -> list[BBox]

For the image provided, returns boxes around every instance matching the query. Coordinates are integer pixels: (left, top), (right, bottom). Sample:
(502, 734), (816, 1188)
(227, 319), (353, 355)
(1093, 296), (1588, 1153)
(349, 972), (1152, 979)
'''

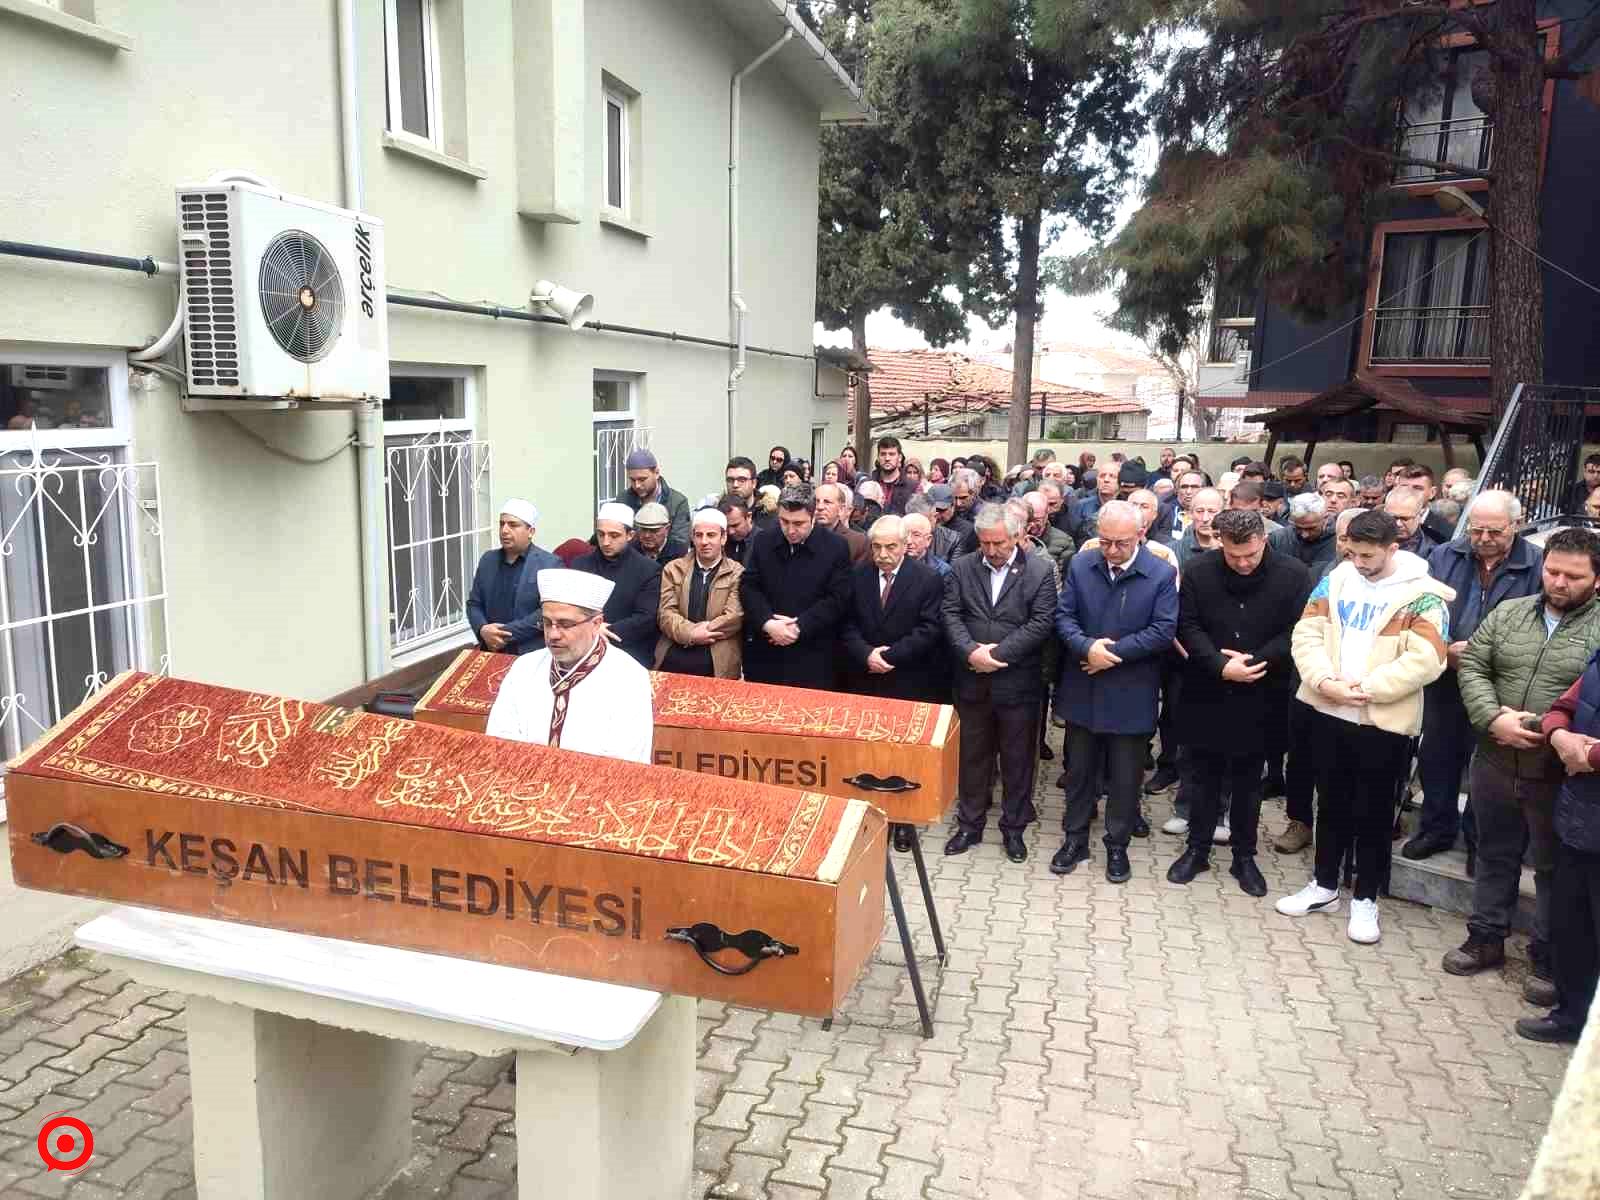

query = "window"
(604, 89), (630, 213)
(385, 0), (443, 149)
(384, 367), (493, 653)
(1207, 281), (1256, 366)
(811, 425), (827, 473)
(1371, 230), (1489, 365)
(593, 372), (649, 509)
(1397, 49), (1493, 183)
(0, 350), (166, 813)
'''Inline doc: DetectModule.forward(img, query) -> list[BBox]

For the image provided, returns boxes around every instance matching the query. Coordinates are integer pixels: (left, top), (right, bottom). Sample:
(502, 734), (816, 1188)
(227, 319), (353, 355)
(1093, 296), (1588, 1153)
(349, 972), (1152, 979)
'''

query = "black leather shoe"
(1514, 1015), (1582, 1044)
(1132, 813), (1151, 838)
(1054, 770), (1067, 789)
(1442, 933), (1504, 976)
(1049, 838), (1090, 876)
(1143, 766), (1179, 794)
(1106, 846), (1132, 884)
(1003, 832), (1027, 863)
(1166, 847), (1210, 884)
(944, 829), (982, 856)
(1523, 976), (1560, 1008)
(1400, 831), (1454, 861)
(1230, 856), (1268, 897)
(892, 825), (915, 853)
(1039, 743), (1055, 761)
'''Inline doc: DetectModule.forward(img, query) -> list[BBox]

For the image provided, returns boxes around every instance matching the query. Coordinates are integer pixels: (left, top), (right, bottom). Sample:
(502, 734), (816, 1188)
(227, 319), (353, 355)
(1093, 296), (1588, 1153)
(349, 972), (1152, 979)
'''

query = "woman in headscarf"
(904, 457), (926, 493)
(837, 444), (860, 485)
(780, 464), (803, 488)
(928, 457), (950, 485)
(756, 446), (791, 489)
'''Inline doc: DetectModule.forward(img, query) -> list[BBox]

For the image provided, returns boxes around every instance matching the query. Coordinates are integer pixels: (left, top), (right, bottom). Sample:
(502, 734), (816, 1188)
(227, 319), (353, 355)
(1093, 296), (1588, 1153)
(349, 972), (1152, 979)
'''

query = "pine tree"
(1086, 0), (1600, 422)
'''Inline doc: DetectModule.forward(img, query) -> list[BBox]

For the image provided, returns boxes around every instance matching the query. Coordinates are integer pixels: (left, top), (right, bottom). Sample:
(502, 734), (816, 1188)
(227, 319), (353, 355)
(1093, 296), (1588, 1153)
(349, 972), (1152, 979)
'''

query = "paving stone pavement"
(0, 748), (1577, 1199)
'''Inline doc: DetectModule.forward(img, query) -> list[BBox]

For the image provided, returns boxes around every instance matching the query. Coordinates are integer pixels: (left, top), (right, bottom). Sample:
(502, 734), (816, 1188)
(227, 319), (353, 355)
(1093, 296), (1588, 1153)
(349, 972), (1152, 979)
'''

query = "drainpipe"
(337, 0), (388, 682)
(727, 29), (793, 458)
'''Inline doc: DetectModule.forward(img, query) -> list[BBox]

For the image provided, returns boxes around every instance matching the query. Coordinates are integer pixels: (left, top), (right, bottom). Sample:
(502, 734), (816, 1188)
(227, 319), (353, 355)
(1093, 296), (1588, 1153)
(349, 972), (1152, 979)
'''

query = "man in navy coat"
(739, 484), (852, 690)
(1052, 500), (1180, 883)
(466, 498), (561, 655)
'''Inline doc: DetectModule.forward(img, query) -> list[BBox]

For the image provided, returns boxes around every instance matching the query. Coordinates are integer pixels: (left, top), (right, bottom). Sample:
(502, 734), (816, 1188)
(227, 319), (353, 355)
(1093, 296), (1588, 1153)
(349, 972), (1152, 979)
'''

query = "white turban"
(537, 568), (614, 612)
(499, 498), (539, 528)
(691, 508), (728, 531)
(596, 501), (635, 529)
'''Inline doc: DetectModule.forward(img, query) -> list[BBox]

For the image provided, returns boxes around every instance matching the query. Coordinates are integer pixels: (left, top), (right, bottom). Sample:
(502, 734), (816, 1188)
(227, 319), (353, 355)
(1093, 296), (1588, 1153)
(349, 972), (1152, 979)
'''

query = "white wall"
(0, 0), (834, 702)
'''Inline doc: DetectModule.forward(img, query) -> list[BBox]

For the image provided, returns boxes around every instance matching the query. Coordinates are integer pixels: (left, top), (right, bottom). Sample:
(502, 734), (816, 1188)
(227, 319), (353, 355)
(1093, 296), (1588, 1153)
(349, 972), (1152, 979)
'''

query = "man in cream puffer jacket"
(1277, 510), (1454, 945)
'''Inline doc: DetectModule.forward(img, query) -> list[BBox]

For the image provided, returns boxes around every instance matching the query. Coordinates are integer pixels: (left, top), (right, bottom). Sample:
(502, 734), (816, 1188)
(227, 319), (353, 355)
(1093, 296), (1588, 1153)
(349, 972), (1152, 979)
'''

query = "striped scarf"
(547, 635), (607, 748)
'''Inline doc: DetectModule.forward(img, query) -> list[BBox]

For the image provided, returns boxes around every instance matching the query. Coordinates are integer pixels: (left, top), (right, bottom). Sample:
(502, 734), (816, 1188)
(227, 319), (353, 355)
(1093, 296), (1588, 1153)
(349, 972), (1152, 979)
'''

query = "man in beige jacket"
(1277, 509), (1453, 945)
(655, 509), (744, 678)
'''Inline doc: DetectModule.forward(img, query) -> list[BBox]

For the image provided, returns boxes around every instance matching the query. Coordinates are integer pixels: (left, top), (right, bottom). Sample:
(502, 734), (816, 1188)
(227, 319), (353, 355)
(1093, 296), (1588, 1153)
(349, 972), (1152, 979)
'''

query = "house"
(858, 348), (1148, 444)
(0, 0), (867, 964)
(977, 341), (1180, 436)
(1195, 1), (1600, 445)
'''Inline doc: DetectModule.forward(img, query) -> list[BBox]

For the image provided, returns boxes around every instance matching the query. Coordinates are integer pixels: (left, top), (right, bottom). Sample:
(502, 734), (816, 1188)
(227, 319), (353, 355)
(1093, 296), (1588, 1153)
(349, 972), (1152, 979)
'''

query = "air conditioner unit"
(1234, 349), (1253, 384)
(9, 365), (74, 390)
(175, 182), (388, 402)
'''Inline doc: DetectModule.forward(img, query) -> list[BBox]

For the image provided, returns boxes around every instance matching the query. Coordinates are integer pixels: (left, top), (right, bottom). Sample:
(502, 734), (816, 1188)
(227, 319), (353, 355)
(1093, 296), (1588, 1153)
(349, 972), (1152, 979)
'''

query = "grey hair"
(856, 480), (884, 504)
(1466, 488), (1521, 523)
(952, 467), (981, 490)
(1096, 499), (1142, 533)
(904, 494), (934, 517)
(1336, 506), (1368, 532)
(902, 512), (933, 535)
(777, 483), (815, 513)
(869, 515), (907, 542)
(1433, 498), (1462, 527)
(974, 500), (1024, 538)
(1358, 474), (1382, 491)
(1288, 492), (1327, 520)
(816, 481), (851, 508)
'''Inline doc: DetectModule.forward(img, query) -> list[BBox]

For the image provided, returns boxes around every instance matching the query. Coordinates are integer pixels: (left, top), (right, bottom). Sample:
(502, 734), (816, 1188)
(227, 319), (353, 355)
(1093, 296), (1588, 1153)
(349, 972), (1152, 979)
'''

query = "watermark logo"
(36, 1112), (93, 1173)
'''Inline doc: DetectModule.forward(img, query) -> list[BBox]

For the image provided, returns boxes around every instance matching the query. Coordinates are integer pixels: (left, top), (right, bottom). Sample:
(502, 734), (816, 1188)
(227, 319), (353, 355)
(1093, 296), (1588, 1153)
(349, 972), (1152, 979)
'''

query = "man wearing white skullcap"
(571, 502), (663, 667)
(486, 568), (654, 763)
(466, 499), (560, 654)
(656, 508), (745, 678)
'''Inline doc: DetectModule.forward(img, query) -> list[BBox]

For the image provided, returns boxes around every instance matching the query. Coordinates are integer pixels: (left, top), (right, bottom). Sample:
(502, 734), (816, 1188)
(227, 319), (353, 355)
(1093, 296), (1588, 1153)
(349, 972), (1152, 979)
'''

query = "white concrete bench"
(75, 907), (695, 1200)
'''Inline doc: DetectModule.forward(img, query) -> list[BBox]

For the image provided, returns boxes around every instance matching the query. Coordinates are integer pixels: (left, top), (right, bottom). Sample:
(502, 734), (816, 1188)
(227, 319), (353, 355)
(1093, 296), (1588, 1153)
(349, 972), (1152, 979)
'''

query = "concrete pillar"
(515, 994), (696, 1200)
(186, 996), (420, 1199)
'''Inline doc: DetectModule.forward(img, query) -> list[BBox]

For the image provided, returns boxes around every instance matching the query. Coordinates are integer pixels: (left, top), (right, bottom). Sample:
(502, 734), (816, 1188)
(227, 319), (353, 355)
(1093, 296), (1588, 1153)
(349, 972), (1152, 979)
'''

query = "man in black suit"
(572, 502), (663, 667)
(739, 483), (852, 690)
(942, 502), (1059, 864)
(841, 514), (948, 854)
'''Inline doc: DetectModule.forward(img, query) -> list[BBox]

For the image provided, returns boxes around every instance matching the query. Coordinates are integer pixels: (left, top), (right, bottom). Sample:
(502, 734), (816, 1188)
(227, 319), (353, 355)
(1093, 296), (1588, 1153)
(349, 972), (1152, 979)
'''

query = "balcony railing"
(1370, 304), (1490, 364)
(1395, 117), (1493, 182)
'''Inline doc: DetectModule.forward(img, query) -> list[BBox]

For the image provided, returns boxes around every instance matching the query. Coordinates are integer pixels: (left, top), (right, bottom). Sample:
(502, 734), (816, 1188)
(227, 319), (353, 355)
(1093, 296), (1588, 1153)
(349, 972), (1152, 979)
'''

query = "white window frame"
(383, 0), (444, 152)
(603, 88), (631, 216)
(593, 370), (648, 509)
(384, 365), (491, 659)
(0, 346), (166, 819)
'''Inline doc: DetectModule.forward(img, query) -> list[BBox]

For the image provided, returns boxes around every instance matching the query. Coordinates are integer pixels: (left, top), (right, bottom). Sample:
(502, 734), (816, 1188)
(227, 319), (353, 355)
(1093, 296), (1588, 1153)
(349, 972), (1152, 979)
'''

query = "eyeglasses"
(1099, 536), (1138, 550)
(540, 615), (597, 632)
(725, 475), (751, 484)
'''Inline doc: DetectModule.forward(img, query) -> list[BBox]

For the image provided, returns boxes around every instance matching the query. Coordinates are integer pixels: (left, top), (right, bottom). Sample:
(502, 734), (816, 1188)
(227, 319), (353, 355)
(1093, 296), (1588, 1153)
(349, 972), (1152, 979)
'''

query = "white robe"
(484, 644), (654, 765)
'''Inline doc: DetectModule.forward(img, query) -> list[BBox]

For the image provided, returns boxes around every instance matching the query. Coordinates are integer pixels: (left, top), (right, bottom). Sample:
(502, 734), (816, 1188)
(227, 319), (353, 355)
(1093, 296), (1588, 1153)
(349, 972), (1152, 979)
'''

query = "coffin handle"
(842, 773), (920, 793)
(31, 823), (129, 860)
(665, 922), (798, 976)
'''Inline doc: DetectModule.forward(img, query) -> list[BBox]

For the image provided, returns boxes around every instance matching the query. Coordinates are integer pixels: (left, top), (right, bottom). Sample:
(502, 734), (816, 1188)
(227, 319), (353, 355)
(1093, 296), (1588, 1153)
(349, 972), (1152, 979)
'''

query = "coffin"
(416, 650), (959, 825)
(7, 672), (886, 1017)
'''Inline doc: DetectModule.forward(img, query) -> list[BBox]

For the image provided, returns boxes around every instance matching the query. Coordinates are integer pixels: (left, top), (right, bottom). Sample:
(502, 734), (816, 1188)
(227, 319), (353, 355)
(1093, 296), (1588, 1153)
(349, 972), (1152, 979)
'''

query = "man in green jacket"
(1450, 527), (1600, 1002)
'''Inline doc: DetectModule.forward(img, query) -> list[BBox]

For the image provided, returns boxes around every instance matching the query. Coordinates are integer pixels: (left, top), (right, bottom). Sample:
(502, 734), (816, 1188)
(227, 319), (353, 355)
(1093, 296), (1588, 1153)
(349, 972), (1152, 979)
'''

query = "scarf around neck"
(547, 634), (607, 748)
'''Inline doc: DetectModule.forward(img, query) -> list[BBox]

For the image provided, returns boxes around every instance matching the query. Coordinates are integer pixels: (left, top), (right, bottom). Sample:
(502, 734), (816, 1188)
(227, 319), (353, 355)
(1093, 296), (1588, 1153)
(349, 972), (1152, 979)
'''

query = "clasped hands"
(686, 621), (730, 646)
(1080, 638), (1121, 675)
(763, 616), (801, 646)
(1219, 648), (1267, 684)
(1315, 675), (1369, 706)
(1550, 725), (1599, 775)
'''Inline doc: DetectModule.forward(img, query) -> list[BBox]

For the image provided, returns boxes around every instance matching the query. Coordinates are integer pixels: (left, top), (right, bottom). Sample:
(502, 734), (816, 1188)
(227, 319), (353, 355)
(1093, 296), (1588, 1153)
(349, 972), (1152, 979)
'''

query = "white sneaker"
(1162, 816), (1189, 835)
(1347, 898), (1381, 944)
(1212, 819), (1231, 845)
(1275, 882), (1340, 917)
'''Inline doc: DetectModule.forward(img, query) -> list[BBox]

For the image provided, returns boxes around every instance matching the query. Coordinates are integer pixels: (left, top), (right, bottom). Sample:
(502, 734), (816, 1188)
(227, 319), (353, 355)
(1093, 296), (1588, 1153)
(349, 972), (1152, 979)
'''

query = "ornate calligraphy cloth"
(419, 649), (952, 747)
(546, 635), (605, 749)
(11, 672), (869, 883)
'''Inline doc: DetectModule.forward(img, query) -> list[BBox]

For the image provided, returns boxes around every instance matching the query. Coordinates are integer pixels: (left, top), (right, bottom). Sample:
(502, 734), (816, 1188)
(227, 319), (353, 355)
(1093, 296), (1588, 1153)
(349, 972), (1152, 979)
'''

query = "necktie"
(1109, 566), (1121, 584)
(880, 572), (894, 607)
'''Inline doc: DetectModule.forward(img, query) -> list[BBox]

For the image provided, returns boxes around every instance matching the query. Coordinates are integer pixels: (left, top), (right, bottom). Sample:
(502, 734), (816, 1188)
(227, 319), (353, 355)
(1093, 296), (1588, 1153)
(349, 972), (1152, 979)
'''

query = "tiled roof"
(858, 349), (1146, 416)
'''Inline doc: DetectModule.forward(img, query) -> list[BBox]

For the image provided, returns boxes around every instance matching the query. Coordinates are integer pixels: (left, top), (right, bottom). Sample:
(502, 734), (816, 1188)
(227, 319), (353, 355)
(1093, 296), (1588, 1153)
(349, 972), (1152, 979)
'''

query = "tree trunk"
(1487, 0), (1545, 425)
(851, 311), (872, 466)
(1008, 208), (1043, 470)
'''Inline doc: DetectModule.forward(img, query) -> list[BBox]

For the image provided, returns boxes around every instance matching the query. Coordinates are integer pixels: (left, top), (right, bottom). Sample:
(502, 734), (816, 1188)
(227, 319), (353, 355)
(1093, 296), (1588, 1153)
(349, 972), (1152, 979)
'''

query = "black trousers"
(1551, 840), (1600, 1030)
(954, 696), (1040, 836)
(1263, 691), (1289, 786)
(1187, 748), (1265, 858)
(1311, 712), (1411, 902)
(1155, 660), (1181, 771)
(1416, 678), (1476, 847)
(1284, 698), (1317, 826)
(1062, 727), (1145, 849)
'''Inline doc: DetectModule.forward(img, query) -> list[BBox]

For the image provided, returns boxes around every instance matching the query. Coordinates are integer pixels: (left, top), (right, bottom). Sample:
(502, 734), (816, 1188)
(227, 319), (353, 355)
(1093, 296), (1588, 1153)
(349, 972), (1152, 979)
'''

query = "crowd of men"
(467, 438), (1600, 1048)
